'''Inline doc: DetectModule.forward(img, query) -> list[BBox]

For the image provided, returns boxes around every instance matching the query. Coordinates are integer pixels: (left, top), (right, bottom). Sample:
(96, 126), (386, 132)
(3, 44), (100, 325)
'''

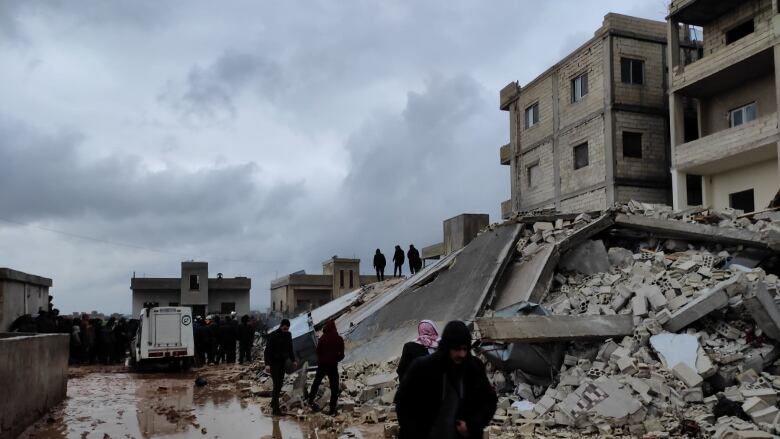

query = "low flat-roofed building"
(0, 268), (52, 331)
(130, 261), (250, 317)
(270, 256), (377, 315)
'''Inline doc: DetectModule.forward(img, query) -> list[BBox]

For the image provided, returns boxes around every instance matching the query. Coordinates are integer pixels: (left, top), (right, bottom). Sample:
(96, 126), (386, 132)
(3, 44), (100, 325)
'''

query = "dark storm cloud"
(0, 115), (304, 244)
(160, 51), (284, 122)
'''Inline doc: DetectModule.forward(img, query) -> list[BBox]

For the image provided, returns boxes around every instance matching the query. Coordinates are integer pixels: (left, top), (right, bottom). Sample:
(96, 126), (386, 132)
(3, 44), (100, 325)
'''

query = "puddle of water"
(18, 372), (309, 439)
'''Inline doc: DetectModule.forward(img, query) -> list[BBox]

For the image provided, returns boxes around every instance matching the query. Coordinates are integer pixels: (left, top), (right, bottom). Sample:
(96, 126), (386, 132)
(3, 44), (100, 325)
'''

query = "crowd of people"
(10, 309), (136, 365)
(193, 313), (258, 366)
(373, 244), (423, 281)
(264, 318), (497, 438)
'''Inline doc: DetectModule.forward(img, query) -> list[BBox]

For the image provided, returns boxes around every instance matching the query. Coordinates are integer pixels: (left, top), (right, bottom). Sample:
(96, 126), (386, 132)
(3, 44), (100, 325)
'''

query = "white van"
(130, 306), (195, 369)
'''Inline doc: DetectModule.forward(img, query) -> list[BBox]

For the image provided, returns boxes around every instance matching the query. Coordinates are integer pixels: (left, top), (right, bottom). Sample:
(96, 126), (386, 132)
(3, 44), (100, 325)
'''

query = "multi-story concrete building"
(668, 0), (780, 212)
(0, 268), (52, 331)
(499, 13), (675, 218)
(130, 262), (250, 317)
(270, 256), (377, 315)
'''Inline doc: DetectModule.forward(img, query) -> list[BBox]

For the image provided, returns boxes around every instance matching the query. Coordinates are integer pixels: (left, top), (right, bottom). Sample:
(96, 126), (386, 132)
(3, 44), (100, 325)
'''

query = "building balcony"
(501, 199), (512, 220)
(669, 0), (744, 26)
(500, 82), (520, 111)
(500, 143), (511, 165)
(675, 112), (779, 174)
(671, 28), (775, 97)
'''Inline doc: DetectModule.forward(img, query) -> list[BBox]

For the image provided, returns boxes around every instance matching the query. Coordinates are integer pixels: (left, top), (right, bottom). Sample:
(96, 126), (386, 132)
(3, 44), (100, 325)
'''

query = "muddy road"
(19, 365), (379, 439)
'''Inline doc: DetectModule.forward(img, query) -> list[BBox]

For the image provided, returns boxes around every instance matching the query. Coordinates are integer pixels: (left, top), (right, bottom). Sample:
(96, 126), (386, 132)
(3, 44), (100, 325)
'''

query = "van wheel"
(182, 358), (193, 371)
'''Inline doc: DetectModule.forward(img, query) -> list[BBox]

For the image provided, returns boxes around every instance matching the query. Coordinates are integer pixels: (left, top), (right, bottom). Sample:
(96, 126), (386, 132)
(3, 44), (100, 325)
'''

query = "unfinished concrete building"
(0, 268), (52, 332)
(130, 262), (250, 317)
(668, 0), (780, 213)
(500, 14), (673, 218)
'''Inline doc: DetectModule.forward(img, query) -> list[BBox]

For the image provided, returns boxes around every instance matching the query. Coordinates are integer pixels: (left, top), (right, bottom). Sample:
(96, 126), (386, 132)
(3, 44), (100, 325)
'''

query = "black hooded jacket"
(394, 321), (497, 439)
(393, 247), (405, 266)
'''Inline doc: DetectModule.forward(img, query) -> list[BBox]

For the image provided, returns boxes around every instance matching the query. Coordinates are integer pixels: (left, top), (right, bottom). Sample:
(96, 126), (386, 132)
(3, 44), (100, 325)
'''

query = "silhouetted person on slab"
(393, 245), (405, 277)
(407, 245), (421, 275)
(373, 249), (387, 281)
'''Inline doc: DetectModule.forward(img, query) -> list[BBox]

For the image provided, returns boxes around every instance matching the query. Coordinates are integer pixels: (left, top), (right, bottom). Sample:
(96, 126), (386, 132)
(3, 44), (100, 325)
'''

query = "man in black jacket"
(264, 319), (297, 415)
(373, 249), (386, 281)
(395, 320), (497, 439)
(407, 245), (421, 275)
(393, 245), (405, 277)
(238, 315), (255, 364)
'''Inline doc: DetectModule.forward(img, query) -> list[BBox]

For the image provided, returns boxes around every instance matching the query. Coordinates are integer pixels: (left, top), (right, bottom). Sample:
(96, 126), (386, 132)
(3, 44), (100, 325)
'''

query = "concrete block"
(741, 397), (770, 415)
(632, 295), (648, 317)
(617, 356), (637, 375)
(740, 388), (777, 405)
(672, 363), (703, 388)
(749, 406), (779, 424)
(533, 222), (554, 232)
(743, 282), (780, 341)
(365, 373), (396, 389)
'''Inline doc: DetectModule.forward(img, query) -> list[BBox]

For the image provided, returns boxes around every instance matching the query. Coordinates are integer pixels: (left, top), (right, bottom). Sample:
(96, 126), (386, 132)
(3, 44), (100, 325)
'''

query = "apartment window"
(349, 270), (354, 288)
(729, 102), (757, 127)
(573, 142), (589, 169)
(189, 274), (199, 290)
(730, 189), (755, 213)
(339, 270), (344, 288)
(622, 132), (642, 158)
(726, 20), (754, 45)
(527, 162), (540, 188)
(525, 103), (539, 128)
(571, 73), (588, 103)
(620, 58), (644, 85)
(686, 174), (703, 206)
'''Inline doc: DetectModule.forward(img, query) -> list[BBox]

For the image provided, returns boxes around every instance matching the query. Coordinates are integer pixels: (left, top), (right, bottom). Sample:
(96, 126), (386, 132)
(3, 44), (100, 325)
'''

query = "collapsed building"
(245, 202), (780, 438)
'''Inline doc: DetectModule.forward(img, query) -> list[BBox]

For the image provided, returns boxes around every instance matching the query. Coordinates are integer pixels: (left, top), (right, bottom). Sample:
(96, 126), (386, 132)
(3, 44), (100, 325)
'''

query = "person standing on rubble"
(407, 245), (421, 275)
(264, 319), (297, 416)
(395, 320), (497, 439)
(373, 249), (387, 281)
(397, 320), (439, 379)
(393, 245), (405, 277)
(307, 320), (344, 415)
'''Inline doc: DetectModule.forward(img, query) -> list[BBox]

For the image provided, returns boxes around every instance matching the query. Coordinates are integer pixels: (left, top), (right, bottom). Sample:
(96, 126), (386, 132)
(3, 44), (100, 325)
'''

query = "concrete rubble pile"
(476, 202), (780, 438)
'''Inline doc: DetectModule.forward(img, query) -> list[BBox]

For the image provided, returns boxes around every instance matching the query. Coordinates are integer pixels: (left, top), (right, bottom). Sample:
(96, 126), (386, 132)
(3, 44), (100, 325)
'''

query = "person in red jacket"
(308, 320), (344, 415)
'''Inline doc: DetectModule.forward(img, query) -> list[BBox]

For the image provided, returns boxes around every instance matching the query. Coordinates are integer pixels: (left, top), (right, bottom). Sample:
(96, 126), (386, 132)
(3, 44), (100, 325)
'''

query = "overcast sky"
(0, 1), (667, 314)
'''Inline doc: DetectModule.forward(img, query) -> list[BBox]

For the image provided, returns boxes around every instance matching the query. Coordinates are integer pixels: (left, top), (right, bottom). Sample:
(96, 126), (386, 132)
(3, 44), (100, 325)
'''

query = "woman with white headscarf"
(396, 320), (439, 379)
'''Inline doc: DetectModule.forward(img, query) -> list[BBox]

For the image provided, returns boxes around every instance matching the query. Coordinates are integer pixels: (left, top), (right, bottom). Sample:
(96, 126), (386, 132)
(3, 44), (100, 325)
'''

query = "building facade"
(130, 262), (250, 317)
(668, 0), (780, 212)
(270, 257), (377, 315)
(0, 268), (52, 331)
(500, 13), (674, 218)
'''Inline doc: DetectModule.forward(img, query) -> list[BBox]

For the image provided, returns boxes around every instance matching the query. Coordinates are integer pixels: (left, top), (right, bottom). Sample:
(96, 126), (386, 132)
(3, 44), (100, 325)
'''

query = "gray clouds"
(0, 0), (666, 313)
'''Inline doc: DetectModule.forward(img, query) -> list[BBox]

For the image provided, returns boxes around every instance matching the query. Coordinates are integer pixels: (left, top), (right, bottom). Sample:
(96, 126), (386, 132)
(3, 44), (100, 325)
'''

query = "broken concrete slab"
(559, 240), (610, 275)
(672, 362), (703, 387)
(558, 214), (615, 253)
(476, 315), (634, 343)
(743, 282), (780, 341)
(614, 213), (778, 251)
(649, 333), (698, 370)
(663, 276), (739, 333)
(493, 243), (558, 310)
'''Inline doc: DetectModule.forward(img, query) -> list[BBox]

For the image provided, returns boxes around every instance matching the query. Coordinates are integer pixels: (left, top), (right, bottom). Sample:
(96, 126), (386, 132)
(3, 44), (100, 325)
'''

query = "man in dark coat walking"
(393, 245), (405, 277)
(308, 320), (344, 415)
(395, 320), (497, 439)
(373, 249), (387, 281)
(264, 319), (297, 416)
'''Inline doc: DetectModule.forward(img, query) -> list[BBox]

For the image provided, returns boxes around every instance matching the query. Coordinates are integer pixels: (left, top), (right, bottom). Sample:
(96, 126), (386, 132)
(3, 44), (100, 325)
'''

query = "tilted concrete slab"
(663, 276), (740, 333)
(476, 315), (634, 343)
(743, 282), (780, 341)
(558, 214), (615, 253)
(614, 214), (778, 251)
(342, 223), (522, 363)
(492, 243), (559, 311)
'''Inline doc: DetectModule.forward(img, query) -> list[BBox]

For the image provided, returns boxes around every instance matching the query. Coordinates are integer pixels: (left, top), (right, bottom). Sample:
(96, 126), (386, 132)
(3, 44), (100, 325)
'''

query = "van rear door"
(153, 309), (182, 347)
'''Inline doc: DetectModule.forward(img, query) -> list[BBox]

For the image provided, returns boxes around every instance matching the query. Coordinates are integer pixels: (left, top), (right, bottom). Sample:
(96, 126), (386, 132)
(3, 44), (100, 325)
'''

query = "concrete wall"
(180, 262), (208, 306)
(0, 280), (49, 332)
(207, 290), (250, 315)
(614, 112), (670, 181)
(709, 158), (780, 211)
(701, 73), (776, 135)
(702, 0), (773, 56)
(443, 214), (489, 255)
(0, 333), (68, 439)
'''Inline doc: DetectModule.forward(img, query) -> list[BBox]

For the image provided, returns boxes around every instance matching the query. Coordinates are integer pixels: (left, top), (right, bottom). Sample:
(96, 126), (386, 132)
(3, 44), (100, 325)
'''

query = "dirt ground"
(18, 364), (385, 439)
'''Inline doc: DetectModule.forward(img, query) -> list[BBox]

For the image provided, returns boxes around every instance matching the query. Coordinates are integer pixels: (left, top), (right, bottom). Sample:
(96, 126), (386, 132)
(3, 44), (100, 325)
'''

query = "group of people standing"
(193, 314), (257, 366)
(263, 318), (497, 438)
(373, 244), (423, 281)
